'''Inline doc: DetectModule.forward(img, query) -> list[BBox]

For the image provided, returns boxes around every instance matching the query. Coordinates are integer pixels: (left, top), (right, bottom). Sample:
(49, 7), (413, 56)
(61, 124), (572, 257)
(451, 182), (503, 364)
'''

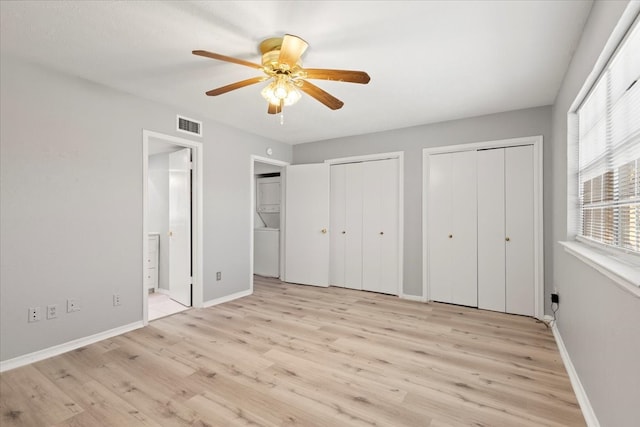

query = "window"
(577, 18), (640, 254)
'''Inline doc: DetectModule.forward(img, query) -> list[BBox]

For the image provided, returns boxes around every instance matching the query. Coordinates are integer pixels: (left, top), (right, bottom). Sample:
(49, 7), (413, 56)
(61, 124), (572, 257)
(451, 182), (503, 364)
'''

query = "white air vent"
(176, 115), (202, 137)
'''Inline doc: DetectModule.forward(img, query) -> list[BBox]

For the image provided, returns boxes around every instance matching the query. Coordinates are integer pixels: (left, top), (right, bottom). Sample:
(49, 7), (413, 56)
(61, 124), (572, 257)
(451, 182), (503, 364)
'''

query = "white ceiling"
(0, 1), (593, 145)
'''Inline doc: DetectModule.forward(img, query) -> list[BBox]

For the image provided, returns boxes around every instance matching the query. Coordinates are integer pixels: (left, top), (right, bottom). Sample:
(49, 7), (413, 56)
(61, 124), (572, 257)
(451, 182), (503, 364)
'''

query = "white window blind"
(578, 18), (640, 253)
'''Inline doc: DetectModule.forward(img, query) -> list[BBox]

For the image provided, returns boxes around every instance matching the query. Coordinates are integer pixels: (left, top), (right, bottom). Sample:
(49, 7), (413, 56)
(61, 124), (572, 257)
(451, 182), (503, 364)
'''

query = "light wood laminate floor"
(1, 276), (585, 426)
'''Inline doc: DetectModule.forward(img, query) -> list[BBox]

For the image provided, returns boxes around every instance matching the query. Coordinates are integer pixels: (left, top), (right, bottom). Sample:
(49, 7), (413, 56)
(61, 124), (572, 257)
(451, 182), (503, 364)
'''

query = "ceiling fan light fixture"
(261, 76), (301, 106)
(194, 33), (370, 113)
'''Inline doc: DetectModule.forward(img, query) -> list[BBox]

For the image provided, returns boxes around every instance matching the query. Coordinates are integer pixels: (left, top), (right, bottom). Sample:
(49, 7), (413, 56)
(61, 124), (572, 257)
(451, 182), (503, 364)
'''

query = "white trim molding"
(325, 151), (404, 165)
(400, 293), (425, 302)
(250, 155), (290, 293)
(422, 135), (544, 318)
(550, 322), (601, 427)
(203, 289), (252, 308)
(142, 129), (204, 325)
(0, 321), (144, 373)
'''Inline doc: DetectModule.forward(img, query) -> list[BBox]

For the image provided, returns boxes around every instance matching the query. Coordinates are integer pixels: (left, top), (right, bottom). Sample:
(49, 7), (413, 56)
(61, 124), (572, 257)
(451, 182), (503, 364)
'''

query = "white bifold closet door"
(428, 151), (478, 306)
(477, 148), (506, 312)
(478, 145), (534, 316)
(330, 164), (347, 287)
(330, 163), (364, 290)
(362, 159), (399, 295)
(505, 146), (535, 316)
(329, 158), (399, 295)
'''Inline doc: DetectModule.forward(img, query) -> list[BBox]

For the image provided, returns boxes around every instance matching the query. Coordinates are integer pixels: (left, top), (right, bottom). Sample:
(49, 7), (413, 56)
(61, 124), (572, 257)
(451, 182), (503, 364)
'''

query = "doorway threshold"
(148, 292), (189, 321)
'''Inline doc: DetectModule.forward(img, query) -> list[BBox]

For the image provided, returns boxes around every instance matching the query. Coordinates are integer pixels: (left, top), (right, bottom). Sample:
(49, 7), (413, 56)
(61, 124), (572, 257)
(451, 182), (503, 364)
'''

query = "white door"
(477, 145), (535, 316)
(450, 151), (477, 306)
(477, 148), (506, 312)
(428, 151), (477, 306)
(362, 159), (399, 295)
(284, 163), (330, 287)
(330, 164), (347, 287)
(329, 163), (363, 289)
(428, 153), (454, 303)
(169, 148), (191, 306)
(344, 163), (364, 290)
(505, 145), (535, 316)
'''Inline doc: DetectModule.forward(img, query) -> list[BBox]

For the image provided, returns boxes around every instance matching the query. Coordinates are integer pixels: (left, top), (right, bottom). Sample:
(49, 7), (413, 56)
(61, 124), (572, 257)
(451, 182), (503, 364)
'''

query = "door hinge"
(189, 161), (193, 170)
(189, 276), (193, 285)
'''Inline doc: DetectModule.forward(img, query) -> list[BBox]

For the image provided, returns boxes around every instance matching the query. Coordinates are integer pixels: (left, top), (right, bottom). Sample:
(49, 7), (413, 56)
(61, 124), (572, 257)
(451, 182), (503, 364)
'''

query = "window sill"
(559, 240), (640, 298)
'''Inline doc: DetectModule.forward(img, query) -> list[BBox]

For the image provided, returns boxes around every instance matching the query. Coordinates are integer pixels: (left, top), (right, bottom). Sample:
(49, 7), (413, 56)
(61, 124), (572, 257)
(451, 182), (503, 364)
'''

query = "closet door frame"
(422, 135), (544, 319)
(325, 151), (404, 297)
(250, 155), (290, 291)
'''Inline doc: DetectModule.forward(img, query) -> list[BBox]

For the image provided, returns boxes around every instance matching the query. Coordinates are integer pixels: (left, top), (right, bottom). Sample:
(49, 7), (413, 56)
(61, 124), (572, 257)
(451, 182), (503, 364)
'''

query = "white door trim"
(324, 151), (405, 297)
(250, 155), (290, 293)
(142, 130), (204, 325)
(422, 135), (544, 318)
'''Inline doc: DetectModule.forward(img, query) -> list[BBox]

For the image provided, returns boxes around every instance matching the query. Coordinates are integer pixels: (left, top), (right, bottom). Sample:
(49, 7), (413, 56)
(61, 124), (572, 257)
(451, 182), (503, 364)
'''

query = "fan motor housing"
(259, 37), (283, 54)
(260, 38), (302, 73)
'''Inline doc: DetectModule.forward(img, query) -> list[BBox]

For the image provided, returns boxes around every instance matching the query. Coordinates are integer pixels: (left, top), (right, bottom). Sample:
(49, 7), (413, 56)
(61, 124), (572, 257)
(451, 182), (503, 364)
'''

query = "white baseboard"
(400, 293), (425, 302)
(542, 314), (555, 327)
(202, 289), (252, 308)
(550, 321), (600, 427)
(0, 321), (144, 373)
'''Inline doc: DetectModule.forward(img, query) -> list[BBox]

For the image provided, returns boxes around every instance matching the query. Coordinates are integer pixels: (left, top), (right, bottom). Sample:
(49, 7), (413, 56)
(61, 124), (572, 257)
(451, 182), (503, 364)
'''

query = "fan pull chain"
(280, 110), (284, 125)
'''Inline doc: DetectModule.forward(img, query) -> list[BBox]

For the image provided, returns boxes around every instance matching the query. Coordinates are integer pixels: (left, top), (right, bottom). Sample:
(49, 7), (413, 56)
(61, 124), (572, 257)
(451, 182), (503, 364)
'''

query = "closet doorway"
(422, 135), (544, 318)
(328, 157), (402, 295)
(275, 152), (404, 294)
(142, 130), (203, 323)
(250, 155), (289, 292)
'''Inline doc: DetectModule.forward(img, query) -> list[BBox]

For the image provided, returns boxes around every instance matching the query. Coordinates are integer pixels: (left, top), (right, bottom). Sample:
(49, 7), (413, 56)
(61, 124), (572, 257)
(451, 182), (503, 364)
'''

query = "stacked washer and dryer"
(254, 175), (281, 278)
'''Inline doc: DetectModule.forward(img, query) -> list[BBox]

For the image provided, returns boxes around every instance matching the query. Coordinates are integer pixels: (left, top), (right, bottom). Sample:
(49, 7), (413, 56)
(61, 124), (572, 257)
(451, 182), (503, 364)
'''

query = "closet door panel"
(450, 150), (478, 307)
(378, 159), (399, 294)
(477, 149), (506, 312)
(344, 163), (363, 290)
(330, 164), (347, 287)
(361, 160), (383, 293)
(361, 159), (399, 295)
(427, 153), (453, 303)
(505, 145), (535, 316)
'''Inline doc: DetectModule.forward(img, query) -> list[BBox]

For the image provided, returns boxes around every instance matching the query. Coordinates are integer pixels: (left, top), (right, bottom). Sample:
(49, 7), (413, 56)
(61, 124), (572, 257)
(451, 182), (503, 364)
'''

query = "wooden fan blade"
(278, 34), (308, 68)
(267, 100), (283, 115)
(299, 81), (344, 110)
(304, 68), (371, 84)
(193, 50), (263, 70)
(206, 76), (266, 96)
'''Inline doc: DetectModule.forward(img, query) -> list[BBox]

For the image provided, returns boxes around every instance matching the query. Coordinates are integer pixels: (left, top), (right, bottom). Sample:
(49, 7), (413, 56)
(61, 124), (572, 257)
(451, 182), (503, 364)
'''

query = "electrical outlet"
(28, 307), (42, 322)
(216, 272), (222, 281)
(551, 293), (559, 304)
(47, 304), (58, 319)
(67, 298), (80, 313)
(113, 294), (121, 306)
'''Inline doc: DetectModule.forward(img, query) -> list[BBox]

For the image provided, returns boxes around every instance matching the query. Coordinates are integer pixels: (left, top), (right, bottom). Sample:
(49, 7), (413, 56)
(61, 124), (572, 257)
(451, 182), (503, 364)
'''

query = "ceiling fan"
(193, 34), (370, 114)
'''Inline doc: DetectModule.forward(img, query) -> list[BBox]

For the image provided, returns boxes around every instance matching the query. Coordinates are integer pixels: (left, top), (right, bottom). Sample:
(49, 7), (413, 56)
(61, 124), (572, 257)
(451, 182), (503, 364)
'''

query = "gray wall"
(294, 106), (553, 301)
(0, 55), (291, 362)
(550, 1), (639, 426)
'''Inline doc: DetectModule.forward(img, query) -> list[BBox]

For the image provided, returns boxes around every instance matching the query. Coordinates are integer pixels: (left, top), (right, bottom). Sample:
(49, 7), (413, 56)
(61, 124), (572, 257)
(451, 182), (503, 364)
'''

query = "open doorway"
(143, 130), (203, 324)
(147, 145), (190, 320)
(250, 156), (289, 292)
